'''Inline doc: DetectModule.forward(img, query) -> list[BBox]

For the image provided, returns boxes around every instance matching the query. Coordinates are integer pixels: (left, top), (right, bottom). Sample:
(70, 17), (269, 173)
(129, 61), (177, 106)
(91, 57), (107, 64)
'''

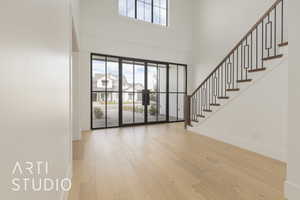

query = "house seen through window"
(101, 80), (108, 86)
(119, 0), (168, 26)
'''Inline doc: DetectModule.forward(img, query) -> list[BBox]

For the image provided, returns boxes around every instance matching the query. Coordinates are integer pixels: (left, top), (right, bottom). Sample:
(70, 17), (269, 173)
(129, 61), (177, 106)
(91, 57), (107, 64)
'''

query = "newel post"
(184, 95), (191, 129)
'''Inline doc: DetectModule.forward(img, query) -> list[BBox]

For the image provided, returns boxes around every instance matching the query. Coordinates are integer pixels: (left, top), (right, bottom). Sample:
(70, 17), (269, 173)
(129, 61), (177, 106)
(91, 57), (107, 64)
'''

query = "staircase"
(185, 0), (288, 128)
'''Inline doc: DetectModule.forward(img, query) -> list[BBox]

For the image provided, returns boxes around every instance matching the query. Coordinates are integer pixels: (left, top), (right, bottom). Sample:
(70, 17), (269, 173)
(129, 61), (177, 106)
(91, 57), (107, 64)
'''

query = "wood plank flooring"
(68, 123), (286, 200)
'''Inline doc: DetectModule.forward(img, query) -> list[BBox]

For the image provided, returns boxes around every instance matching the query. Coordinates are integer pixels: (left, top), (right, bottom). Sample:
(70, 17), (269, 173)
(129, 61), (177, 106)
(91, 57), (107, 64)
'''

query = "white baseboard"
(72, 134), (81, 141)
(285, 181), (300, 200)
(61, 163), (73, 200)
(72, 129), (82, 141)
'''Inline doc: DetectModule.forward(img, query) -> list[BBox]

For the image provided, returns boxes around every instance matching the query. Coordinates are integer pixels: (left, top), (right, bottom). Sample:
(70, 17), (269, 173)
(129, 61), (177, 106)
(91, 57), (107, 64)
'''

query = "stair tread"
(226, 88), (240, 91)
(262, 54), (283, 61)
(210, 103), (221, 106)
(248, 68), (266, 72)
(278, 42), (288, 47)
(218, 96), (230, 99)
(237, 79), (252, 83)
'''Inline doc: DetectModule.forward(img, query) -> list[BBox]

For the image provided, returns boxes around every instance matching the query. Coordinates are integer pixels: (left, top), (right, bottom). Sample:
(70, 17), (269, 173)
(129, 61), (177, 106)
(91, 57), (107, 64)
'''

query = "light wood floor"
(68, 123), (286, 200)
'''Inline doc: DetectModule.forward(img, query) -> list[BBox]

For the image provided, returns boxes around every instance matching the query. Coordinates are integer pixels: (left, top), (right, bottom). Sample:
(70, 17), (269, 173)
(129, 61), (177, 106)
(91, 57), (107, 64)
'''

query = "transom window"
(119, 0), (168, 26)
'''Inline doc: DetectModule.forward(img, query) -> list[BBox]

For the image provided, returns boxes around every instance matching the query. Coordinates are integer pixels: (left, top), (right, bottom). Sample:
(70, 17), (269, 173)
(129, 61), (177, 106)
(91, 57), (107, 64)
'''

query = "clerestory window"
(119, 0), (168, 26)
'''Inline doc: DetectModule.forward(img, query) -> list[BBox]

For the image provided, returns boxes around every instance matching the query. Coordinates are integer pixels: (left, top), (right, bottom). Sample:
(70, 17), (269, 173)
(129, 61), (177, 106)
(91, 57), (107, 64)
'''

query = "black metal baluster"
(200, 88), (202, 116)
(241, 42), (243, 80)
(210, 77), (212, 107)
(214, 75), (217, 104)
(195, 96), (197, 121)
(195, 96), (197, 120)
(245, 39), (249, 80)
(202, 87), (205, 115)
(200, 89), (202, 116)
(262, 20), (264, 68)
(201, 88), (204, 116)
(221, 65), (223, 97)
(196, 91), (199, 117)
(251, 32), (253, 70)
(195, 88), (198, 118)
(237, 46), (239, 81)
(218, 68), (220, 97)
(226, 59), (230, 89)
(233, 51), (235, 88)
(224, 64), (227, 97)
(267, 14), (270, 57)
(256, 28), (258, 69)
(208, 77), (211, 110)
(204, 84), (207, 110)
(207, 81), (209, 110)
(274, 6), (277, 56)
(197, 88), (202, 115)
(204, 86), (206, 113)
(281, 0), (284, 43)
(225, 62), (227, 91)
(191, 96), (193, 121)
(190, 96), (193, 121)
(227, 55), (232, 89)
(203, 87), (205, 115)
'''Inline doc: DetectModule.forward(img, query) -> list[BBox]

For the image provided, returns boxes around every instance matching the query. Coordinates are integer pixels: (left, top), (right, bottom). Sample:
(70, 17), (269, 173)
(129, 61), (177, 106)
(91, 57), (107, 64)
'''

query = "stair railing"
(185, 0), (287, 126)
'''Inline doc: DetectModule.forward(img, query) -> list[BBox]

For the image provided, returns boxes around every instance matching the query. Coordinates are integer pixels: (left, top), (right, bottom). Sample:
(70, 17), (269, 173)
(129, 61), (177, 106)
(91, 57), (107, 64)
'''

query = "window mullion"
(151, 0), (154, 23)
(166, 0), (168, 26)
(135, 0), (137, 19)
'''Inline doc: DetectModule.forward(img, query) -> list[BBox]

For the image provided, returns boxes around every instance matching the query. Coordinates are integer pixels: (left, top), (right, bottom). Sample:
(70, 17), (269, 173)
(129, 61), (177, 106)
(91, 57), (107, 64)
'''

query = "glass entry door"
(121, 60), (168, 125)
(121, 60), (146, 125)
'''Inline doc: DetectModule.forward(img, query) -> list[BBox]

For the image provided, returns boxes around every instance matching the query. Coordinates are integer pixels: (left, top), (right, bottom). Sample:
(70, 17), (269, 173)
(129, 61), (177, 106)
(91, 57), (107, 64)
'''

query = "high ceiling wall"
(79, 0), (194, 65)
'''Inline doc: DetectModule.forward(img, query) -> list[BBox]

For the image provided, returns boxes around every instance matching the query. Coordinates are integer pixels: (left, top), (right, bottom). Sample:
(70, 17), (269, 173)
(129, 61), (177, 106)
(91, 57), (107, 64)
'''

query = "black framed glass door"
(91, 53), (187, 129)
(121, 60), (146, 125)
(121, 60), (168, 125)
(169, 64), (187, 122)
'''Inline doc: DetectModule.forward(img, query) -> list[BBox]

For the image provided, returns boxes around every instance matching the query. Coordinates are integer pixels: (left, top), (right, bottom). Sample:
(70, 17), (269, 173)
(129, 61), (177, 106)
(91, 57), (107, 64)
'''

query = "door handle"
(142, 90), (146, 106)
(146, 90), (150, 106)
(142, 90), (150, 106)
(147, 94), (150, 106)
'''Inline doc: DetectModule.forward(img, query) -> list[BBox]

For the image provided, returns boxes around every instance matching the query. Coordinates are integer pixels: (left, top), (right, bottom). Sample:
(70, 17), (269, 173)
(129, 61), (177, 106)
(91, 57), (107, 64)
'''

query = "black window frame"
(119, 0), (168, 26)
(168, 64), (187, 122)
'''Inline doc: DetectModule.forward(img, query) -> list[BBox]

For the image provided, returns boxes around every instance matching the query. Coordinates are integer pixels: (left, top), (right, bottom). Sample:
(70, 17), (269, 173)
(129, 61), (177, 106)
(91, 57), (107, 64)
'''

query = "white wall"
(0, 0), (72, 199)
(285, 0), (300, 198)
(189, 56), (288, 161)
(72, 52), (81, 140)
(71, 0), (81, 141)
(71, 0), (80, 45)
(190, 0), (276, 91)
(80, 0), (193, 63)
(79, 52), (91, 131)
(79, 0), (193, 130)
